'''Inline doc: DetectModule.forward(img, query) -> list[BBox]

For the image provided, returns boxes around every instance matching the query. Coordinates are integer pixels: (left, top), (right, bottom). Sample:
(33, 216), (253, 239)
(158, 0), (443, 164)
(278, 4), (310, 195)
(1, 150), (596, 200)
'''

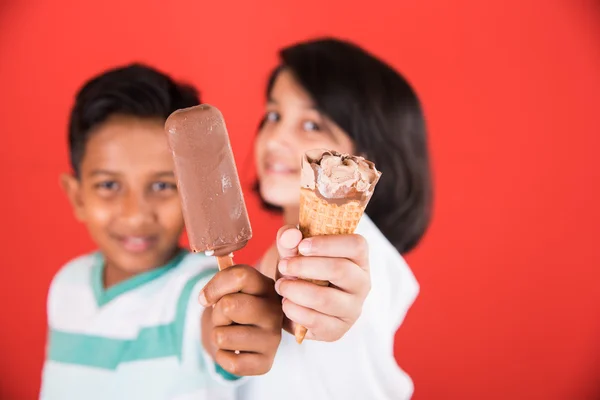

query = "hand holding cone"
(295, 149), (381, 344)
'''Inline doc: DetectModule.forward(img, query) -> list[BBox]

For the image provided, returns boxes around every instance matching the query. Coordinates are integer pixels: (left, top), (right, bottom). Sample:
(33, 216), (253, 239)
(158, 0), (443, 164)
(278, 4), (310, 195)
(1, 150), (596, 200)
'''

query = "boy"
(40, 64), (282, 400)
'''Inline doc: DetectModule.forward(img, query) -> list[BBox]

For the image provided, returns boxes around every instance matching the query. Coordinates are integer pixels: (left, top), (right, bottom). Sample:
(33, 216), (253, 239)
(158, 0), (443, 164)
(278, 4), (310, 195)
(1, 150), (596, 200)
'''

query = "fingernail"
(298, 239), (312, 255)
(278, 258), (288, 274)
(280, 229), (298, 249)
(198, 290), (208, 307)
(275, 279), (282, 295)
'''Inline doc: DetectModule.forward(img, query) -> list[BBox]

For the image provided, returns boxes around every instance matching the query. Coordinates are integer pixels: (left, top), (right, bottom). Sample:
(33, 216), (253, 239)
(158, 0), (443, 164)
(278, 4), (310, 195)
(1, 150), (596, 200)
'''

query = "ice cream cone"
(294, 149), (381, 344)
(298, 189), (365, 237)
(294, 188), (367, 343)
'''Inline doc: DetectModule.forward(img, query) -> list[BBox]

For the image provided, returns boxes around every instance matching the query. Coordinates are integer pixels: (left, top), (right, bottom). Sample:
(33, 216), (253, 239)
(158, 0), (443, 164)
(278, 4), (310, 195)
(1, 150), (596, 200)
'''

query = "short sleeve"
(361, 223), (420, 335)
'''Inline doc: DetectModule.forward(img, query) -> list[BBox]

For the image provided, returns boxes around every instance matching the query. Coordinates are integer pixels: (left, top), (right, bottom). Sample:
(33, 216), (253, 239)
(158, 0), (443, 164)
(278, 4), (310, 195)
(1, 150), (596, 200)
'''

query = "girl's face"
(255, 69), (354, 208)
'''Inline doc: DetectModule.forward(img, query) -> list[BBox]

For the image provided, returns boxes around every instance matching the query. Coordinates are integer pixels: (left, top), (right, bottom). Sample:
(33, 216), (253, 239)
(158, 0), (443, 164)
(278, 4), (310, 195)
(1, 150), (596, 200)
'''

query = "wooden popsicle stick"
(295, 325), (308, 344)
(216, 253), (234, 270)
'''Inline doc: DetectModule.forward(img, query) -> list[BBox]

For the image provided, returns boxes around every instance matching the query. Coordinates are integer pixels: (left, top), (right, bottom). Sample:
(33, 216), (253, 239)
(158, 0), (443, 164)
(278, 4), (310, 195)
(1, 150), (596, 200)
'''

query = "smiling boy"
(40, 64), (282, 400)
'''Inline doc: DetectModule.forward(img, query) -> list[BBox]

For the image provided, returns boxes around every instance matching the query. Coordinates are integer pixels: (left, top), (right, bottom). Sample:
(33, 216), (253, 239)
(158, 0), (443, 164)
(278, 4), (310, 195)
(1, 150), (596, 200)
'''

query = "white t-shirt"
(40, 251), (243, 400)
(237, 215), (420, 400)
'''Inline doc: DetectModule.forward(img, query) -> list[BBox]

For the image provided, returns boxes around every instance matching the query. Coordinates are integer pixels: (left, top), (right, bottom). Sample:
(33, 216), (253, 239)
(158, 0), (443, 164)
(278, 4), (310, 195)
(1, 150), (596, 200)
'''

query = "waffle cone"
(298, 189), (365, 237)
(294, 188), (367, 343)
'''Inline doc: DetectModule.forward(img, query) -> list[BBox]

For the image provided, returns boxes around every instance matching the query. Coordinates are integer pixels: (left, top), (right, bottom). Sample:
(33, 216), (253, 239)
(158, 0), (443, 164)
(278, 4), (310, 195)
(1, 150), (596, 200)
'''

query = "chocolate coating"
(165, 104), (252, 256)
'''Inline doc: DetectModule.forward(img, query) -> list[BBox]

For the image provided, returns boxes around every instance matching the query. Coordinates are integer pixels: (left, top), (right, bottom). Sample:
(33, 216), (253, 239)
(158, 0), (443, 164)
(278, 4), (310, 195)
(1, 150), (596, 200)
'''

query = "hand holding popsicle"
(199, 265), (282, 376)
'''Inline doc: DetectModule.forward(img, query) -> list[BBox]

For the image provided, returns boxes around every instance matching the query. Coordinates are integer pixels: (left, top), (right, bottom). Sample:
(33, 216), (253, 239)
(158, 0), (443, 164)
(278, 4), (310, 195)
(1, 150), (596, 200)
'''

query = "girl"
(238, 37), (432, 399)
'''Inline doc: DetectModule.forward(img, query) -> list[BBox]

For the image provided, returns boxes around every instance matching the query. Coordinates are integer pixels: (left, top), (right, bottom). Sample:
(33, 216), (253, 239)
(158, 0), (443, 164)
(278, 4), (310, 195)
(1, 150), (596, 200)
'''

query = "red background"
(1, 1), (599, 399)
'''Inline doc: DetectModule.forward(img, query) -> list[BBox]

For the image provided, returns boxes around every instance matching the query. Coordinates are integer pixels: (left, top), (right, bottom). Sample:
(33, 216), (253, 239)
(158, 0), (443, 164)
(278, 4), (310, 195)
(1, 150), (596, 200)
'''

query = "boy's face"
(62, 115), (184, 276)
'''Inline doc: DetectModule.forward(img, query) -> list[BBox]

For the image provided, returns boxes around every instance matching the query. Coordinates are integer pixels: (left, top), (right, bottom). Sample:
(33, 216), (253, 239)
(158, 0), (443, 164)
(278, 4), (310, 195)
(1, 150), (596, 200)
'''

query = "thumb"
(275, 225), (303, 280)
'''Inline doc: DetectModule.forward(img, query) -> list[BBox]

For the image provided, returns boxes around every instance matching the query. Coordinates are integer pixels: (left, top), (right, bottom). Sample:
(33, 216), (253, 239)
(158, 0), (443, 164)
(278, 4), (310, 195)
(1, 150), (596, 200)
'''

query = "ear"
(60, 173), (86, 222)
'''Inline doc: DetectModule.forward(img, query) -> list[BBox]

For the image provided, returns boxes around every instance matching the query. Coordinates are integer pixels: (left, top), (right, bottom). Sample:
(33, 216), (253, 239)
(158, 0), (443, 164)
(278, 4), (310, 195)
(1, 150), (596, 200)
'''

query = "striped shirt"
(40, 250), (241, 400)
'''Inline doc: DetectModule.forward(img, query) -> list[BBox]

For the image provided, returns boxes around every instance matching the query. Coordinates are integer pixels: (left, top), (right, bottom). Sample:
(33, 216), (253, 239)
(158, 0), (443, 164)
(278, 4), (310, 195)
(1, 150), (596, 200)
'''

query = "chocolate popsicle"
(165, 104), (252, 270)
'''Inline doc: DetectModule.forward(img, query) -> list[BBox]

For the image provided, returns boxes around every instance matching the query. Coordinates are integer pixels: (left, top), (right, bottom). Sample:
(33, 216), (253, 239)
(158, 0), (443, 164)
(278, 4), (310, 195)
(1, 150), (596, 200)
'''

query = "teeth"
(125, 237), (148, 244)
(119, 235), (153, 252)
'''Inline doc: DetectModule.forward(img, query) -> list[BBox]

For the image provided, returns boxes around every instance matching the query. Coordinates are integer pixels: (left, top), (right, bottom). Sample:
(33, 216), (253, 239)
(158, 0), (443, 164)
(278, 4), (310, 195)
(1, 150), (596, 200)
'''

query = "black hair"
(257, 38), (433, 254)
(68, 63), (200, 176)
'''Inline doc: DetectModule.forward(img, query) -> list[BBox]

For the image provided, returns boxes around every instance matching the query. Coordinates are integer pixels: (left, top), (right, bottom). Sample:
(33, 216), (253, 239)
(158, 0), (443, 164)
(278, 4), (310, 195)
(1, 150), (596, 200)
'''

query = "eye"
(151, 181), (177, 192)
(95, 181), (119, 191)
(302, 120), (320, 132)
(265, 110), (280, 123)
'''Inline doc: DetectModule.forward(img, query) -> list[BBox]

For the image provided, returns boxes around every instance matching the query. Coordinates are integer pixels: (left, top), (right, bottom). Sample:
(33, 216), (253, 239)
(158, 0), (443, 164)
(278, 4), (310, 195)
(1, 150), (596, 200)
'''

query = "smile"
(114, 235), (158, 253)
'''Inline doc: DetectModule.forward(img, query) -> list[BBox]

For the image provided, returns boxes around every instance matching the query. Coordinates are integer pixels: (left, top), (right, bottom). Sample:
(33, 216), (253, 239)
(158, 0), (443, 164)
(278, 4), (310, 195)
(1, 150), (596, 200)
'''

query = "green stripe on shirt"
(92, 250), (189, 307)
(48, 325), (175, 369)
(48, 267), (217, 370)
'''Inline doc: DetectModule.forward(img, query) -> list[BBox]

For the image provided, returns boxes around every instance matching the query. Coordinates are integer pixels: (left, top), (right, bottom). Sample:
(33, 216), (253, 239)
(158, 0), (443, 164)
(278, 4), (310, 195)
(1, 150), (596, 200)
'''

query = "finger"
(275, 278), (360, 321)
(276, 225), (302, 261)
(212, 293), (283, 329)
(212, 325), (280, 354)
(278, 256), (370, 295)
(274, 225), (303, 282)
(215, 350), (274, 376)
(282, 299), (350, 342)
(199, 265), (276, 307)
(298, 234), (369, 272)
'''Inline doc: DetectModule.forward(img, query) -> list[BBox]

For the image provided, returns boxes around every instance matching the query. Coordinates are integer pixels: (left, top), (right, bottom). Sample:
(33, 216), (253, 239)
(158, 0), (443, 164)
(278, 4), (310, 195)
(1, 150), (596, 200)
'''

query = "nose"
(265, 121), (292, 151)
(120, 189), (155, 227)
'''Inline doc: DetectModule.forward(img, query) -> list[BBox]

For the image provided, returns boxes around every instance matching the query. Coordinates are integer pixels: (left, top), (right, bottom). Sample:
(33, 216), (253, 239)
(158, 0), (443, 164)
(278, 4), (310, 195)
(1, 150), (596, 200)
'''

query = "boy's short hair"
(68, 63), (200, 176)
